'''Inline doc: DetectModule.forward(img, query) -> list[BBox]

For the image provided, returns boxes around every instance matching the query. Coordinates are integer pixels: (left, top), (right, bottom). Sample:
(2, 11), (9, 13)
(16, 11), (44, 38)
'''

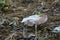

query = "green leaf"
(0, 0), (5, 8)
(37, 12), (43, 16)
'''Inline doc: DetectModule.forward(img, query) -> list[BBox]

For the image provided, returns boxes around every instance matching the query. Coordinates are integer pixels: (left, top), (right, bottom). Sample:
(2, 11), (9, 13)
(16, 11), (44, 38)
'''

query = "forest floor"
(0, 1), (60, 40)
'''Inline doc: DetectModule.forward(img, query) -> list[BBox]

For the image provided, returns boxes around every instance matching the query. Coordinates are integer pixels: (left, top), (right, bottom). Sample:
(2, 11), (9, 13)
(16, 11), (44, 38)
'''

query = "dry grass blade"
(5, 32), (16, 40)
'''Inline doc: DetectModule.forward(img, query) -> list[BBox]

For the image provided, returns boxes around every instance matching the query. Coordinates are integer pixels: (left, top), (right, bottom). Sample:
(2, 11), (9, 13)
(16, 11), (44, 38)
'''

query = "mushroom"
(21, 13), (48, 40)
(52, 26), (60, 33)
(51, 26), (60, 37)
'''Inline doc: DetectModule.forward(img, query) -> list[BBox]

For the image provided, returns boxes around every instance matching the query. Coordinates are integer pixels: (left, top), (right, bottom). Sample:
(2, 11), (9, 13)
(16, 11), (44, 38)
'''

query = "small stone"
(13, 17), (19, 21)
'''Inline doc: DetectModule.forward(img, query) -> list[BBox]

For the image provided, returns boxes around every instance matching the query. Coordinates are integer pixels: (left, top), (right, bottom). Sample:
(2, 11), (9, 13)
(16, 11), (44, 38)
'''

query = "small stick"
(35, 24), (37, 40)
(5, 32), (16, 40)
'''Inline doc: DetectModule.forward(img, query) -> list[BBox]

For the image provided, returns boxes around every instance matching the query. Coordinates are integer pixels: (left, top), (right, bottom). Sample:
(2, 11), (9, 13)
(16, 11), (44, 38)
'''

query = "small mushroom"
(28, 33), (35, 38)
(52, 26), (60, 33)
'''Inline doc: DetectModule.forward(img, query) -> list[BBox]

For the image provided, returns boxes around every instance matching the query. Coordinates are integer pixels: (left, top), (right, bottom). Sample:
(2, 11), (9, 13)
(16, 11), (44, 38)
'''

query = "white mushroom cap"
(21, 15), (40, 26)
(52, 26), (60, 33)
(21, 15), (40, 22)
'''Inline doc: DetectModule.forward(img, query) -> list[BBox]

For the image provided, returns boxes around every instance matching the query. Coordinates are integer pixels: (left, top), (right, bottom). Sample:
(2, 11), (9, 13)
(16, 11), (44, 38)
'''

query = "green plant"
(0, 0), (5, 9)
(37, 12), (43, 16)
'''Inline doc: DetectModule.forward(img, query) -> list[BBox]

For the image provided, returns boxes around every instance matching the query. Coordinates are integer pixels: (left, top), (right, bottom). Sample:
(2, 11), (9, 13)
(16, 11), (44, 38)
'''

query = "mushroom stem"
(23, 26), (25, 38)
(35, 24), (37, 40)
(23, 25), (27, 38)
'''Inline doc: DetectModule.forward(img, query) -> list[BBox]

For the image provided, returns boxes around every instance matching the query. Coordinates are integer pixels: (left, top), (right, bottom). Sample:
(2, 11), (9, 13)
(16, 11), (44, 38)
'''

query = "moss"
(44, 38), (49, 40)
(0, 0), (5, 9)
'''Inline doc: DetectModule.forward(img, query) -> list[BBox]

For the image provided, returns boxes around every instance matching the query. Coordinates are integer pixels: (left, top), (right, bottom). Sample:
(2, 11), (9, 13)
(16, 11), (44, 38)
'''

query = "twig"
(5, 32), (16, 40)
